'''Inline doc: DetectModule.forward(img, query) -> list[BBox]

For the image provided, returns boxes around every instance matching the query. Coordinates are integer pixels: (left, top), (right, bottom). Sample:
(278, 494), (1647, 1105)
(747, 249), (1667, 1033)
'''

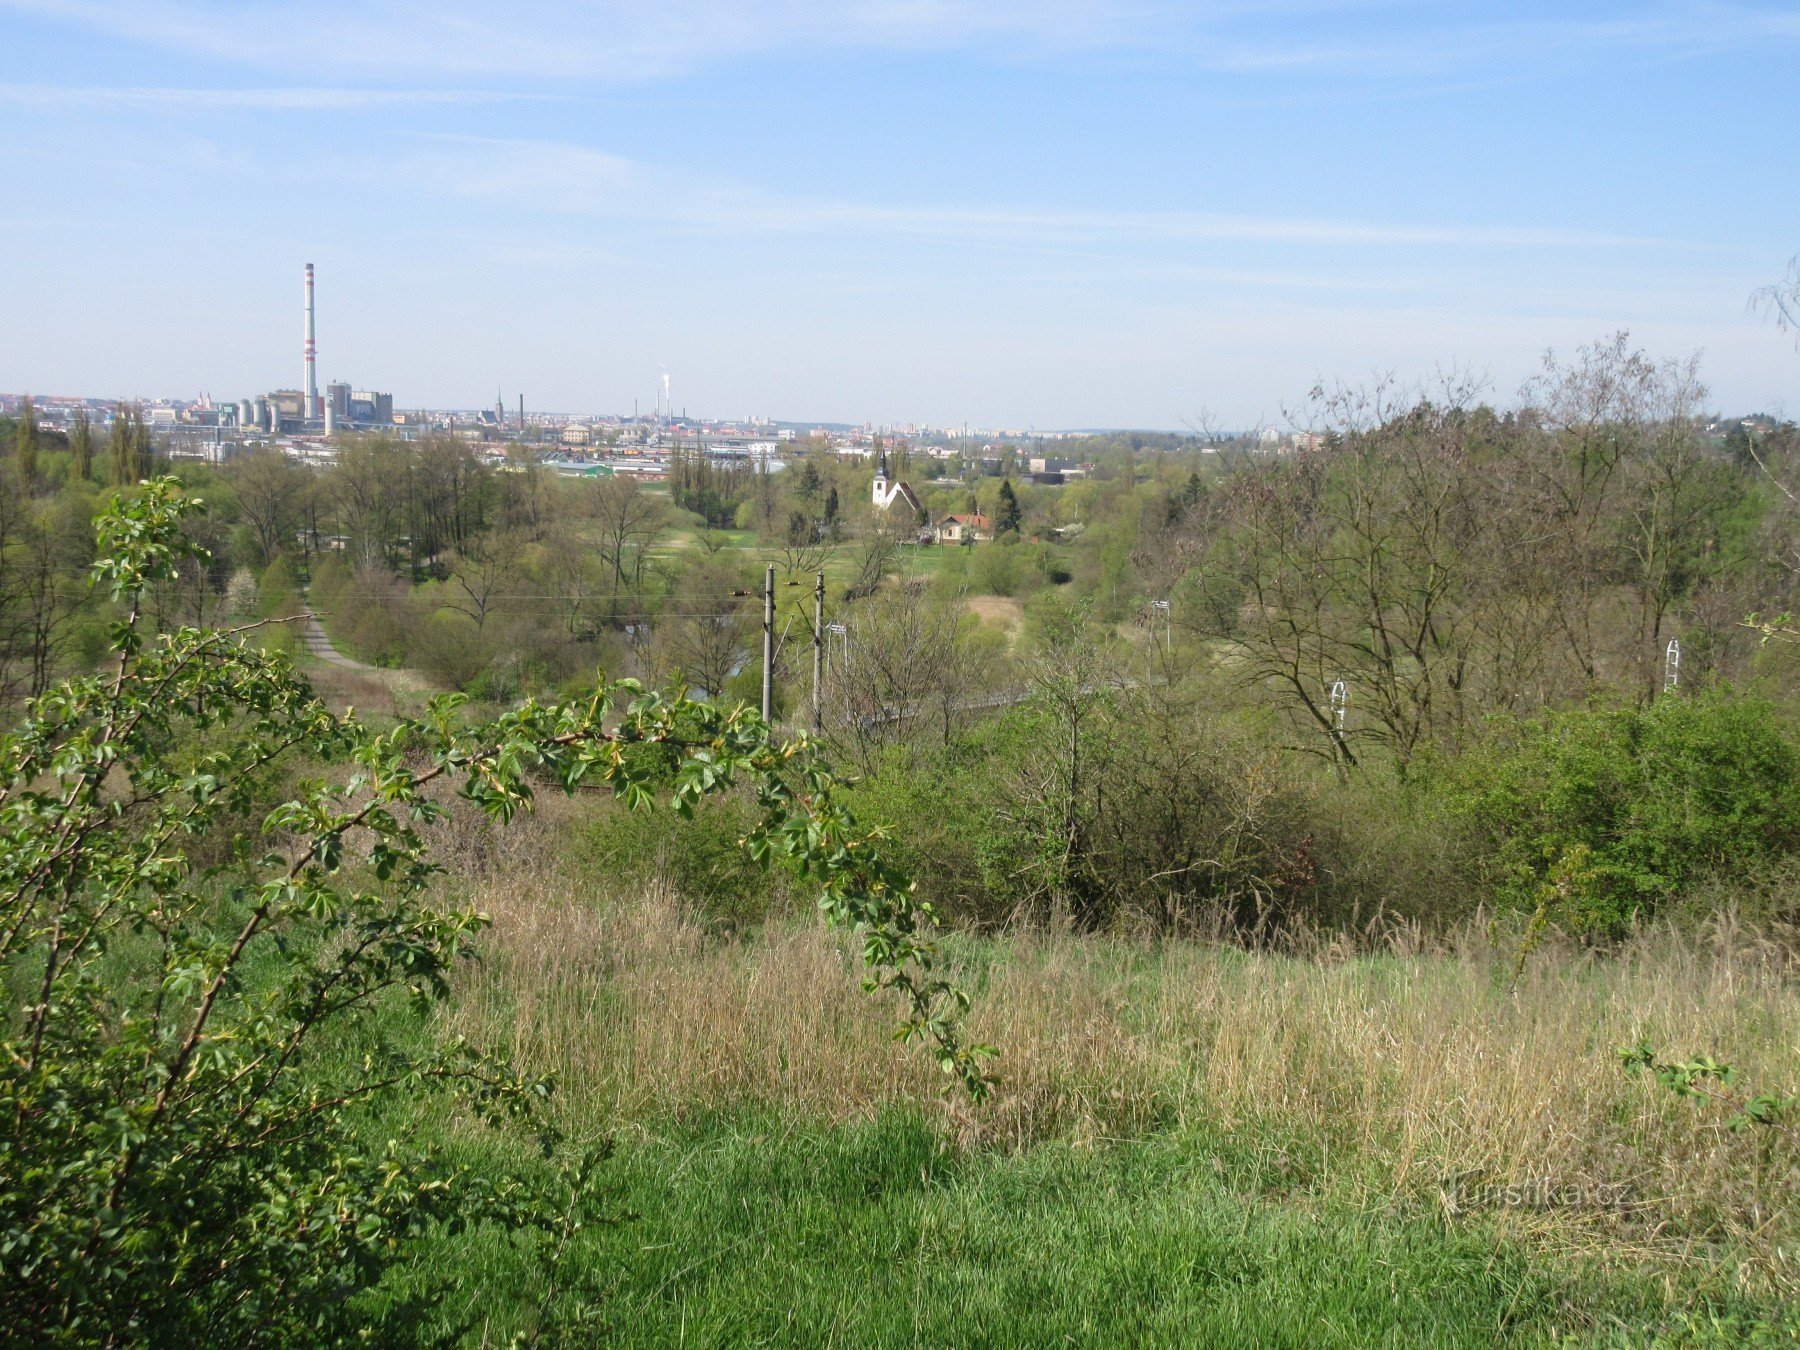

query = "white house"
(935, 513), (991, 544)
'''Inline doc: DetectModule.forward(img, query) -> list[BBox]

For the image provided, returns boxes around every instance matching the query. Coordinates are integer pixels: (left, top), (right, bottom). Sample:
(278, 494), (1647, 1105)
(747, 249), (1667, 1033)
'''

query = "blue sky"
(1, 1), (1796, 428)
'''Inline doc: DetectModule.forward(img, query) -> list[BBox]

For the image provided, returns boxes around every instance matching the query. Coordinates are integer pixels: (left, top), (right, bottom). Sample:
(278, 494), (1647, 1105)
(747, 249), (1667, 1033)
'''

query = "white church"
(870, 450), (924, 517)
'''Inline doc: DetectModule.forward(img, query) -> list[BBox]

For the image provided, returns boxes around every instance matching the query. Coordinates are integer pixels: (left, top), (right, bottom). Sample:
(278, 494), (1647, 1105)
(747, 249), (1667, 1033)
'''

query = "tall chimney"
(303, 263), (318, 419)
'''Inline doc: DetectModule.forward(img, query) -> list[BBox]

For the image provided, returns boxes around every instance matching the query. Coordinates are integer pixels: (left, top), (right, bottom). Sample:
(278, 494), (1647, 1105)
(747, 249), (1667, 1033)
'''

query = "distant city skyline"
(1, 1), (1796, 426)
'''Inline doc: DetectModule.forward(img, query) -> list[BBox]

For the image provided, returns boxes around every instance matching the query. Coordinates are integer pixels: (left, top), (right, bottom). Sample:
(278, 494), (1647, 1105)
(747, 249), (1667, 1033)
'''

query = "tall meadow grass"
(437, 795), (1800, 1298)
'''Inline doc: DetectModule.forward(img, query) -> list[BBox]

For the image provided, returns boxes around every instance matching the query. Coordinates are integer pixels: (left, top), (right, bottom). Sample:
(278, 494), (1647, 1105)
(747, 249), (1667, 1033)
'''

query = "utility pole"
(812, 572), (825, 734)
(761, 563), (775, 724)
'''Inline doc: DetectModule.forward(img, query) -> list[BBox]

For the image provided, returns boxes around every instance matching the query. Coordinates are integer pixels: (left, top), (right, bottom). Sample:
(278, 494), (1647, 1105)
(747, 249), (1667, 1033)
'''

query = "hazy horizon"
(2, 0), (1796, 427)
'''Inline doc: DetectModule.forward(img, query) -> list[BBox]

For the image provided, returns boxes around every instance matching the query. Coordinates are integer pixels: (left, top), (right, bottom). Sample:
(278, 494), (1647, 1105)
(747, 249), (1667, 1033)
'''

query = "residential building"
(936, 513), (991, 544)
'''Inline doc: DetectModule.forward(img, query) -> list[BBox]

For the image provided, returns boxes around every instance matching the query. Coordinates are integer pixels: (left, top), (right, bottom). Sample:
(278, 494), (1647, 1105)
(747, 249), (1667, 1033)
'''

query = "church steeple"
(872, 440), (893, 509)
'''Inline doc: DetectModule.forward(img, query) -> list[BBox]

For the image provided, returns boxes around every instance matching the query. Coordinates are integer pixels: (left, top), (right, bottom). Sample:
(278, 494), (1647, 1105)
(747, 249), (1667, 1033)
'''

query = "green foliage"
(0, 480), (986, 1343)
(15, 395), (38, 484)
(844, 691), (1340, 935)
(1451, 695), (1800, 935)
(994, 477), (1022, 535)
(256, 552), (300, 618)
(69, 409), (92, 482)
(392, 1111), (1721, 1345)
(106, 405), (134, 486)
(1621, 1044), (1800, 1144)
(583, 793), (778, 925)
(310, 556), (413, 668)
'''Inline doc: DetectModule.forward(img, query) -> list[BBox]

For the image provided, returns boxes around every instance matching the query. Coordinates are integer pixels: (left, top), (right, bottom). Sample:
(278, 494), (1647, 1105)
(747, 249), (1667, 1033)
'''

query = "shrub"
(582, 793), (782, 925)
(845, 694), (1337, 936)
(0, 481), (986, 1343)
(412, 609), (489, 689)
(1450, 694), (1800, 935)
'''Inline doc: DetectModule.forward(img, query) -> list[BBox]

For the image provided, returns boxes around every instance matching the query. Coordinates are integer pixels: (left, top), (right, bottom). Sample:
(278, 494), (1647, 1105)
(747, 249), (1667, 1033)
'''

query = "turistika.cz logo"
(1440, 1172), (1633, 1213)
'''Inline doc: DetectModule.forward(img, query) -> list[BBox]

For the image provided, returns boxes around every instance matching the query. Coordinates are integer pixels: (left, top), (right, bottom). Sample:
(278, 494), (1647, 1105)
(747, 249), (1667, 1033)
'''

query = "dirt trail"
(301, 613), (373, 671)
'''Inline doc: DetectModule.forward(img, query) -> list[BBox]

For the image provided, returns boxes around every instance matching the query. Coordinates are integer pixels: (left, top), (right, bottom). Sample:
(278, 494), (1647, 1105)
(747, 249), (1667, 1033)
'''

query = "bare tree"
(649, 555), (754, 699)
(227, 449), (311, 566)
(327, 439), (407, 570)
(1753, 255), (1800, 343)
(827, 583), (999, 769)
(536, 528), (609, 639)
(444, 531), (528, 632)
(777, 510), (835, 579)
(586, 476), (666, 600)
(844, 516), (904, 600)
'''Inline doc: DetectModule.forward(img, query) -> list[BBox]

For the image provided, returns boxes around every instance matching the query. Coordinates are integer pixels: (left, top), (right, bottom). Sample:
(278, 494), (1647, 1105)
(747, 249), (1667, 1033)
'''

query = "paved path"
(301, 613), (374, 671)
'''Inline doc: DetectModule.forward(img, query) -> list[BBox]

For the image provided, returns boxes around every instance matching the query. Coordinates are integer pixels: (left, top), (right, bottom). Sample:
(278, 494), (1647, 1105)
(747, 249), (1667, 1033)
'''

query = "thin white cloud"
(1198, 4), (1800, 77)
(388, 133), (1693, 252)
(7, 0), (1796, 81)
(0, 0), (1165, 78)
(0, 84), (539, 110)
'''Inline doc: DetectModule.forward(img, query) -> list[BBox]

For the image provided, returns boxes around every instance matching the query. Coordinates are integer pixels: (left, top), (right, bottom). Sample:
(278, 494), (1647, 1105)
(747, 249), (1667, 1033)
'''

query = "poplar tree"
(69, 408), (92, 481)
(107, 405), (133, 486)
(131, 406), (155, 479)
(15, 396), (37, 485)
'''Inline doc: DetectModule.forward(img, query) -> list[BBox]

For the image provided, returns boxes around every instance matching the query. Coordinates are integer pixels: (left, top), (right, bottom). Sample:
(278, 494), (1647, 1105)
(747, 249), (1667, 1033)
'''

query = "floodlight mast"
(1664, 638), (1681, 693)
(1151, 598), (1171, 649)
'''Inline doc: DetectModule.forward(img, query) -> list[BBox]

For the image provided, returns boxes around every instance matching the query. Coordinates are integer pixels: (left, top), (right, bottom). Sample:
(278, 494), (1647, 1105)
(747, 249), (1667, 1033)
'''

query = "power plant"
(236, 263), (392, 435)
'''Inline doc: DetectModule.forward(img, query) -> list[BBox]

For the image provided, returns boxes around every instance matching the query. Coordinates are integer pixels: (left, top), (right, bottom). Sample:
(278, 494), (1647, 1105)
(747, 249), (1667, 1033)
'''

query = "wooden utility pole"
(812, 572), (825, 734)
(761, 563), (775, 724)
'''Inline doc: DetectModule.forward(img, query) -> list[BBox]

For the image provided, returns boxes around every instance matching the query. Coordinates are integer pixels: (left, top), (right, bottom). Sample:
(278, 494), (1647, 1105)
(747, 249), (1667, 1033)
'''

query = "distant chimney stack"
(303, 263), (318, 419)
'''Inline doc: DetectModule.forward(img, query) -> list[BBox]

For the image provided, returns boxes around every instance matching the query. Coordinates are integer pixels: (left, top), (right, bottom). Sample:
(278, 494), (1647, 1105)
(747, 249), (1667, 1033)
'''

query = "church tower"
(872, 448), (891, 509)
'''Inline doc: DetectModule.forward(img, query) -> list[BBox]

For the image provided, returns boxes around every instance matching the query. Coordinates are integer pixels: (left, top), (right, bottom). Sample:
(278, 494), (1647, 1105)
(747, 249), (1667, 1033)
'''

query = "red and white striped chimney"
(303, 263), (318, 418)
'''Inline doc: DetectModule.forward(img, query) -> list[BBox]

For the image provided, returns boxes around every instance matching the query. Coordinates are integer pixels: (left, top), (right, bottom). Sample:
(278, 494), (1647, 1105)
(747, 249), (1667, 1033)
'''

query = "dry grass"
(436, 797), (1800, 1297)
(304, 660), (440, 719)
(964, 594), (1025, 634)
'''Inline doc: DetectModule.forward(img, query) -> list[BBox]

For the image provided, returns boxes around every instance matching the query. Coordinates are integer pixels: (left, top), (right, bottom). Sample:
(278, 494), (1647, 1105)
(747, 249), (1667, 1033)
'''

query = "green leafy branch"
(0, 478), (989, 1344)
(1620, 1043), (1800, 1147)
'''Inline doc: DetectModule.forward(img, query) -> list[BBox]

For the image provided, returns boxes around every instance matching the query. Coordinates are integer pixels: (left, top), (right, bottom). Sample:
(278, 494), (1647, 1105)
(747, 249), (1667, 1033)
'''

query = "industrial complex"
(2, 262), (1121, 481)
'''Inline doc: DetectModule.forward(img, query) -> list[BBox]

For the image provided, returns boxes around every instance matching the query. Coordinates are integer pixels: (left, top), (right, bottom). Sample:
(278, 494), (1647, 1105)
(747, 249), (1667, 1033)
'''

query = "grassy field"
(647, 534), (961, 589)
(404, 1112), (1730, 1346)
(372, 798), (1800, 1344)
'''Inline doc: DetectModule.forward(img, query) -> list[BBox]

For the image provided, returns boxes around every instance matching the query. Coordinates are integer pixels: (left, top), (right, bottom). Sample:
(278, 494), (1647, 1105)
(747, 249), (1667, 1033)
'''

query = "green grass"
(389, 1112), (1769, 1346)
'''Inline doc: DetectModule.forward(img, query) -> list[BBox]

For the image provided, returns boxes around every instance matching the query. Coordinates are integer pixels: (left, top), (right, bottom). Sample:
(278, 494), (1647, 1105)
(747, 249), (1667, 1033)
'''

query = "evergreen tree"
(996, 477), (1022, 535)
(15, 395), (38, 485)
(823, 485), (839, 524)
(69, 408), (92, 481)
(1165, 471), (1203, 526)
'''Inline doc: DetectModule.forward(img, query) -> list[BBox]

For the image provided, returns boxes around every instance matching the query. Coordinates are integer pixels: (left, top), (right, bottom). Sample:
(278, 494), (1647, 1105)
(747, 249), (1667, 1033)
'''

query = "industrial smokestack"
(303, 263), (318, 420)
